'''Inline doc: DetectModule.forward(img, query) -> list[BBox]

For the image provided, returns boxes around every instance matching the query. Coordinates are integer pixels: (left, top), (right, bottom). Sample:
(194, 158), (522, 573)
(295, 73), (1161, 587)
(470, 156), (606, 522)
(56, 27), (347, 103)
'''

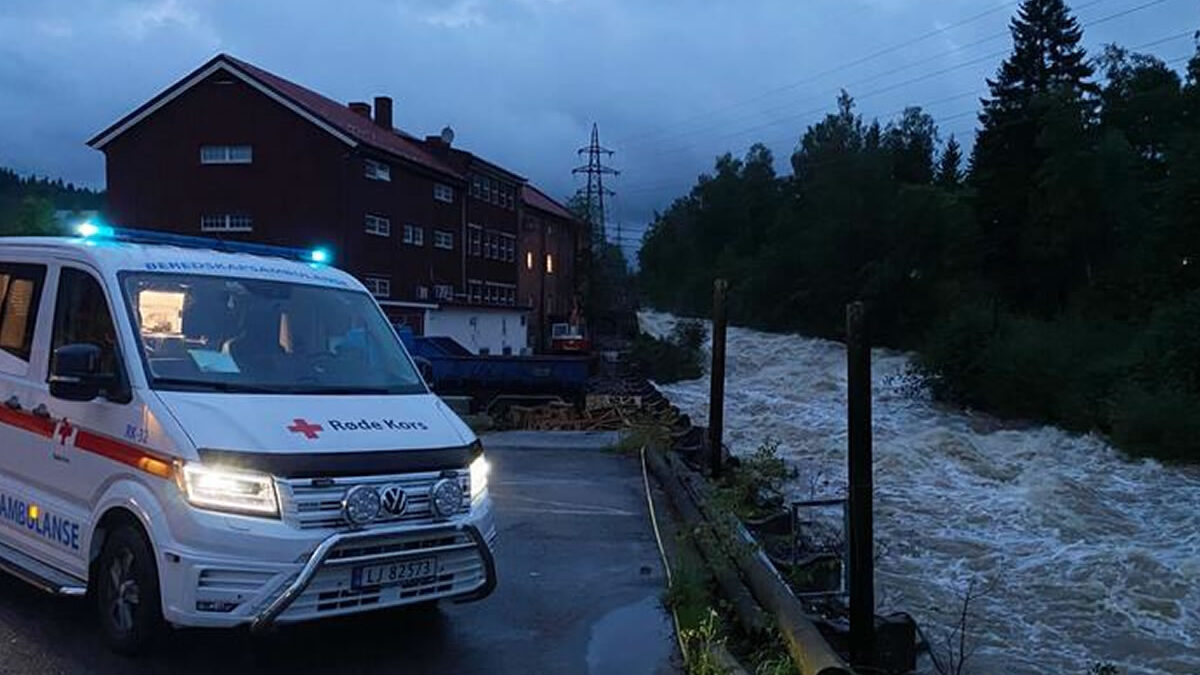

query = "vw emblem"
(380, 485), (408, 516)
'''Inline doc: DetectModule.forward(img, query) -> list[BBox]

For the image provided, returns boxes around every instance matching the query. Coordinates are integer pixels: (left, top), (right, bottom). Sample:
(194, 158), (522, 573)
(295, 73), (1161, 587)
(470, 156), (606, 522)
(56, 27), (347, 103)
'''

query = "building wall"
(519, 207), (579, 350)
(101, 72), (464, 306)
(104, 71), (346, 250)
(424, 306), (528, 355)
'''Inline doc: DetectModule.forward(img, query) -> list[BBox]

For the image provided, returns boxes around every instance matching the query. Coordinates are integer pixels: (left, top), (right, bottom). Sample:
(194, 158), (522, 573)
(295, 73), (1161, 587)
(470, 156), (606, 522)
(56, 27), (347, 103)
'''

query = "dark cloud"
(0, 0), (1193, 255)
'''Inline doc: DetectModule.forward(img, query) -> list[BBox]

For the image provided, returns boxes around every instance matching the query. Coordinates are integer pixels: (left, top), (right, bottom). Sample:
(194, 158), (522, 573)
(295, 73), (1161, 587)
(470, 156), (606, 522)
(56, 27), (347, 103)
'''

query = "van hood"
(154, 391), (472, 453)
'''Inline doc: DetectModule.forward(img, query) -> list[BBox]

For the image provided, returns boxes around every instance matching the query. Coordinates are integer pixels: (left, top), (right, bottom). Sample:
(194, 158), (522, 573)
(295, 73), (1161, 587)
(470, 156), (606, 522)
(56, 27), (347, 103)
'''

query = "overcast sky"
(0, 0), (1195, 253)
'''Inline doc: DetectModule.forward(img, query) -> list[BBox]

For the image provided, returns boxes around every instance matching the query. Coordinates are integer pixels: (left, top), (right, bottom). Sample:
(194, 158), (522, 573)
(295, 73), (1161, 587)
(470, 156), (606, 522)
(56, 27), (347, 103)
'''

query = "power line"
(613, 1), (1025, 146)
(618, 27), (1194, 195)
(614, 0), (1176, 159)
(631, 0), (1181, 162)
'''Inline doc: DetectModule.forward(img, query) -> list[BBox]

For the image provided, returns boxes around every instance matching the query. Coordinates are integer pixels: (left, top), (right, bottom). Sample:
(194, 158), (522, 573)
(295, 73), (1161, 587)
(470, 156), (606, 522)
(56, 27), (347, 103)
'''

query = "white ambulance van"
(0, 226), (496, 653)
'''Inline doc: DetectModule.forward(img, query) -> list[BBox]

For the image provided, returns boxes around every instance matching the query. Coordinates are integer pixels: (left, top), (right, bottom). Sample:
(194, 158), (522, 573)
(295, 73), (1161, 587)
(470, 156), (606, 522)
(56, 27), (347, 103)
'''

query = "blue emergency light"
(74, 222), (333, 265)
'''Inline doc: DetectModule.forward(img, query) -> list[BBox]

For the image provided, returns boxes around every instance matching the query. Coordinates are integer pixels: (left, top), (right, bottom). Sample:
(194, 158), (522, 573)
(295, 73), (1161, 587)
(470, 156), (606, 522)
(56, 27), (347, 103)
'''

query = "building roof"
(87, 53), (462, 180)
(521, 184), (576, 222)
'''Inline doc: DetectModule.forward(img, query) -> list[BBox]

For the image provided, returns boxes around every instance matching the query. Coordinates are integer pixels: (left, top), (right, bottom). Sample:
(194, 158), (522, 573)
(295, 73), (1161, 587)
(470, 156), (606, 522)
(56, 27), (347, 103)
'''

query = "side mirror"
(49, 343), (108, 401)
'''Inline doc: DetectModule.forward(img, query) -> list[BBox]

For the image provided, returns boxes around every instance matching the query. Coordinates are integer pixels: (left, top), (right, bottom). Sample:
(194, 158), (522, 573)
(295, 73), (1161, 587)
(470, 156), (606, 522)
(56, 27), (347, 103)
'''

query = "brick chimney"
(373, 96), (393, 129)
(348, 101), (370, 118)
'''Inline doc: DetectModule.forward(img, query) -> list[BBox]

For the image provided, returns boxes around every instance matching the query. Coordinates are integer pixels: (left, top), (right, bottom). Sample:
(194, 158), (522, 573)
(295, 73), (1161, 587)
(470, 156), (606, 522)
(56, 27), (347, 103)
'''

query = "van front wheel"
(95, 524), (163, 654)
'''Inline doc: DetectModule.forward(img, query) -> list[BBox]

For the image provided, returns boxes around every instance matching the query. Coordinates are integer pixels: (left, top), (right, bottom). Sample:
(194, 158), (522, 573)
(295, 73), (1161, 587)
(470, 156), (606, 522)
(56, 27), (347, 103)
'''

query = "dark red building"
(519, 185), (582, 350)
(88, 53), (580, 349)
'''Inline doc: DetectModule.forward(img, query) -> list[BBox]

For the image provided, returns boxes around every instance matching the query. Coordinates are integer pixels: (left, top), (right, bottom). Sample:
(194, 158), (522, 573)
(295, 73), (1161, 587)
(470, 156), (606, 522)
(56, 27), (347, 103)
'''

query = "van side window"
(51, 268), (121, 381)
(0, 263), (46, 362)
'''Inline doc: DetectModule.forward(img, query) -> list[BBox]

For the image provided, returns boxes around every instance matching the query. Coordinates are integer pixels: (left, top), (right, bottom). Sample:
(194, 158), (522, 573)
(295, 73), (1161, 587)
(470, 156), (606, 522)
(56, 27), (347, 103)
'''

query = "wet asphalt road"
(0, 432), (679, 675)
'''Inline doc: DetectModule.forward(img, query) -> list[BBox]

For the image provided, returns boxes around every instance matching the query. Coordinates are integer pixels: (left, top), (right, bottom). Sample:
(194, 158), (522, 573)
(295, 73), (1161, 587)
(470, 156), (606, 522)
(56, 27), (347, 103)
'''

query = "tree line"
(638, 0), (1200, 459)
(0, 167), (105, 235)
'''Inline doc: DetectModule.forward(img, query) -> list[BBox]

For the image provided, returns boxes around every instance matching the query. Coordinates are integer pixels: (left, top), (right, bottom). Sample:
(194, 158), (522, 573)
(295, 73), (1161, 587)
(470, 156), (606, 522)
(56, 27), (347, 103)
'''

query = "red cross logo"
(56, 419), (74, 446)
(287, 418), (323, 440)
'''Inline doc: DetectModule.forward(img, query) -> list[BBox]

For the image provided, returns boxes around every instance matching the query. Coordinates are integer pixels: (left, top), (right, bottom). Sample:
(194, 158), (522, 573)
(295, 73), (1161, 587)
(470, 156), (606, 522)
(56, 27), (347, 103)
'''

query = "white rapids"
(639, 311), (1200, 675)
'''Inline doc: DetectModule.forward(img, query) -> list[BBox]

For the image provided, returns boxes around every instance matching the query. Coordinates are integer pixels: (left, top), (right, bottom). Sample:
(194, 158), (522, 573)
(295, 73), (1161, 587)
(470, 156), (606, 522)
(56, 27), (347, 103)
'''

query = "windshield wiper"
(285, 386), (415, 395)
(151, 378), (289, 394)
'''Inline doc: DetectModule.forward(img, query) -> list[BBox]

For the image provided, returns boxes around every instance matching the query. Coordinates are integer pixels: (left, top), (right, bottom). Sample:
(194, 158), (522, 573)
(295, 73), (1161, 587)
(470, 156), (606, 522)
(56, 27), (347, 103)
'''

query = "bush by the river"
(630, 320), (707, 383)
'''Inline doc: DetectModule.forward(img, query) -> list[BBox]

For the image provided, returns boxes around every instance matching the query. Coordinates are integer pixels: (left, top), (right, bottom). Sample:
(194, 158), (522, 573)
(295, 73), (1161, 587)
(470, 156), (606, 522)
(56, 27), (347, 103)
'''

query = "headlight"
(469, 454), (489, 500)
(179, 464), (279, 517)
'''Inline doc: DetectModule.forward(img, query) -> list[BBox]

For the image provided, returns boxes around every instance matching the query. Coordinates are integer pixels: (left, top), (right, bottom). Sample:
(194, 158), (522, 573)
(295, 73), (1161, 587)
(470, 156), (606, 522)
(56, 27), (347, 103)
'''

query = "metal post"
(708, 279), (729, 478)
(846, 301), (875, 666)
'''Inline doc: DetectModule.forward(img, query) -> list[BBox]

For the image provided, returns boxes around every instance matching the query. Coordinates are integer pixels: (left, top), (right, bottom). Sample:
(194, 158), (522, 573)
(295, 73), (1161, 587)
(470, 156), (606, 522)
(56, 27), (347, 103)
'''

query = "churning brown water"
(640, 312), (1200, 675)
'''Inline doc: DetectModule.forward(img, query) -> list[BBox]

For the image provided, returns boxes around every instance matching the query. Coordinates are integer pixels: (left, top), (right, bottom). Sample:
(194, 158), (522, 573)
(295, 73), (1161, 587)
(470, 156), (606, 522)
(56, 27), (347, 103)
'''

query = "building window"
(362, 276), (391, 298)
(200, 214), (252, 232)
(468, 225), (482, 257)
(364, 213), (391, 237)
(364, 158), (391, 181)
(434, 184), (454, 203)
(415, 285), (429, 300)
(546, 253), (554, 274)
(471, 176), (482, 199)
(200, 145), (252, 164)
(435, 284), (454, 301)
(526, 251), (533, 270)
(467, 279), (483, 303)
(403, 224), (424, 246)
(433, 230), (454, 250)
(501, 234), (516, 262)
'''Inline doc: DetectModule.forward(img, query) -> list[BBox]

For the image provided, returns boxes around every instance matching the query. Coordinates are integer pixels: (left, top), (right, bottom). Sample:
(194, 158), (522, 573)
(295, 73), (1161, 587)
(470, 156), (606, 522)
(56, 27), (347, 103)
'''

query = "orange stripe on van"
(73, 430), (174, 479)
(0, 406), (56, 438)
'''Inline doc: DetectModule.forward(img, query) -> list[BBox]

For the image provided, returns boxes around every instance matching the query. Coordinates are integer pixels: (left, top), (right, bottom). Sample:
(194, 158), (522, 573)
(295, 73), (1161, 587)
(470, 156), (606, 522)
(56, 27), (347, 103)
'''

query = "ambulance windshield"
(120, 273), (426, 395)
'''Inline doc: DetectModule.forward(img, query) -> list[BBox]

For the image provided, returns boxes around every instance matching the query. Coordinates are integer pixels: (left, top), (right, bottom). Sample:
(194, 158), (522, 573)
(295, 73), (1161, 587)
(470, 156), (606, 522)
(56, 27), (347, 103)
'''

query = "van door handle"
(4, 396), (20, 411)
(31, 404), (50, 419)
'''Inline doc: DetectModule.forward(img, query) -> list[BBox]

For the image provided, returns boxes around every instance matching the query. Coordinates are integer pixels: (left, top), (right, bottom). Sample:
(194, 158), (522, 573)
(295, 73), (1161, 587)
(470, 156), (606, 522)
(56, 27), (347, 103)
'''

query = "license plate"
(352, 557), (438, 589)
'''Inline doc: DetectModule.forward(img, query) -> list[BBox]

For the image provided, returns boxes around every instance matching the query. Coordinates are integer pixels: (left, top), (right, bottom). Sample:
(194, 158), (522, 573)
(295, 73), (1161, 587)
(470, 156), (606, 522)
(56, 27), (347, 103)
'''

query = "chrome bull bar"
(250, 521), (496, 632)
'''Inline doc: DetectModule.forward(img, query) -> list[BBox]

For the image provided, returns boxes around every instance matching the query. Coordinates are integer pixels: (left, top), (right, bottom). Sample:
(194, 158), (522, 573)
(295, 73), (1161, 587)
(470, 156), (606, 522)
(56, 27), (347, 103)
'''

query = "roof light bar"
(74, 225), (333, 265)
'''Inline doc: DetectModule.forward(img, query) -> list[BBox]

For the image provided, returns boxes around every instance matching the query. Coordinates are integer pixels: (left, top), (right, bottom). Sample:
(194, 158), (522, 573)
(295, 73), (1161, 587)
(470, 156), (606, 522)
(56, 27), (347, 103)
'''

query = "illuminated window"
(0, 263), (46, 361)
(526, 251), (533, 270)
(137, 290), (186, 336)
(546, 253), (554, 274)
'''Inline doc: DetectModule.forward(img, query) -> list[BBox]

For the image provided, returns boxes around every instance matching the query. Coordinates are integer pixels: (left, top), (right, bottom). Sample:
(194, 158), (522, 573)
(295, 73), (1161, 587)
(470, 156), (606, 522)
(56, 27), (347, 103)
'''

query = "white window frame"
(433, 184), (454, 203)
(362, 276), (391, 298)
(200, 145), (252, 165)
(468, 225), (483, 257)
(200, 214), (253, 232)
(434, 284), (454, 301)
(364, 158), (391, 182)
(415, 285), (430, 300)
(364, 213), (391, 237)
(433, 230), (454, 250)
(403, 224), (424, 246)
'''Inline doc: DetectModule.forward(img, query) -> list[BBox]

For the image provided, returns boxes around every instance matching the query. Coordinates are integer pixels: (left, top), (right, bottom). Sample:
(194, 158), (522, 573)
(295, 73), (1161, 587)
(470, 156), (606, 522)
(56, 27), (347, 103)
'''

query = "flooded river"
(639, 311), (1200, 675)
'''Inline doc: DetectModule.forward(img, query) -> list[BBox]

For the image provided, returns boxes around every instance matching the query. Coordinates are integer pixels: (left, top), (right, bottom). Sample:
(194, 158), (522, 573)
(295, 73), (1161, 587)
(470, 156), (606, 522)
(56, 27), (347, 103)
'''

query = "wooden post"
(846, 301), (875, 667)
(708, 279), (729, 478)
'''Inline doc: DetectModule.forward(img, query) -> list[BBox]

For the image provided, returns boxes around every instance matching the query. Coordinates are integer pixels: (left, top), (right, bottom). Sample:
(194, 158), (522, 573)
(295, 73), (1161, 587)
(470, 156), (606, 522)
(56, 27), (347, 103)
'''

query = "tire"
(94, 524), (164, 655)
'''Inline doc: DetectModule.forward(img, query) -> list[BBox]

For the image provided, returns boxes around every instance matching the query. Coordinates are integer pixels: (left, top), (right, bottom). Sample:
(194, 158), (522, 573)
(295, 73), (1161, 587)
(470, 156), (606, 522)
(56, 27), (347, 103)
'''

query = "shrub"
(629, 321), (707, 383)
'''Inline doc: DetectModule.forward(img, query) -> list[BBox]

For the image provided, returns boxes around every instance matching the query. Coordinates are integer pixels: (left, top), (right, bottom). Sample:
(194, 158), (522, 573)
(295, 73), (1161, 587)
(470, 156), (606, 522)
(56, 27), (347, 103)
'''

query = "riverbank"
(640, 311), (1200, 675)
